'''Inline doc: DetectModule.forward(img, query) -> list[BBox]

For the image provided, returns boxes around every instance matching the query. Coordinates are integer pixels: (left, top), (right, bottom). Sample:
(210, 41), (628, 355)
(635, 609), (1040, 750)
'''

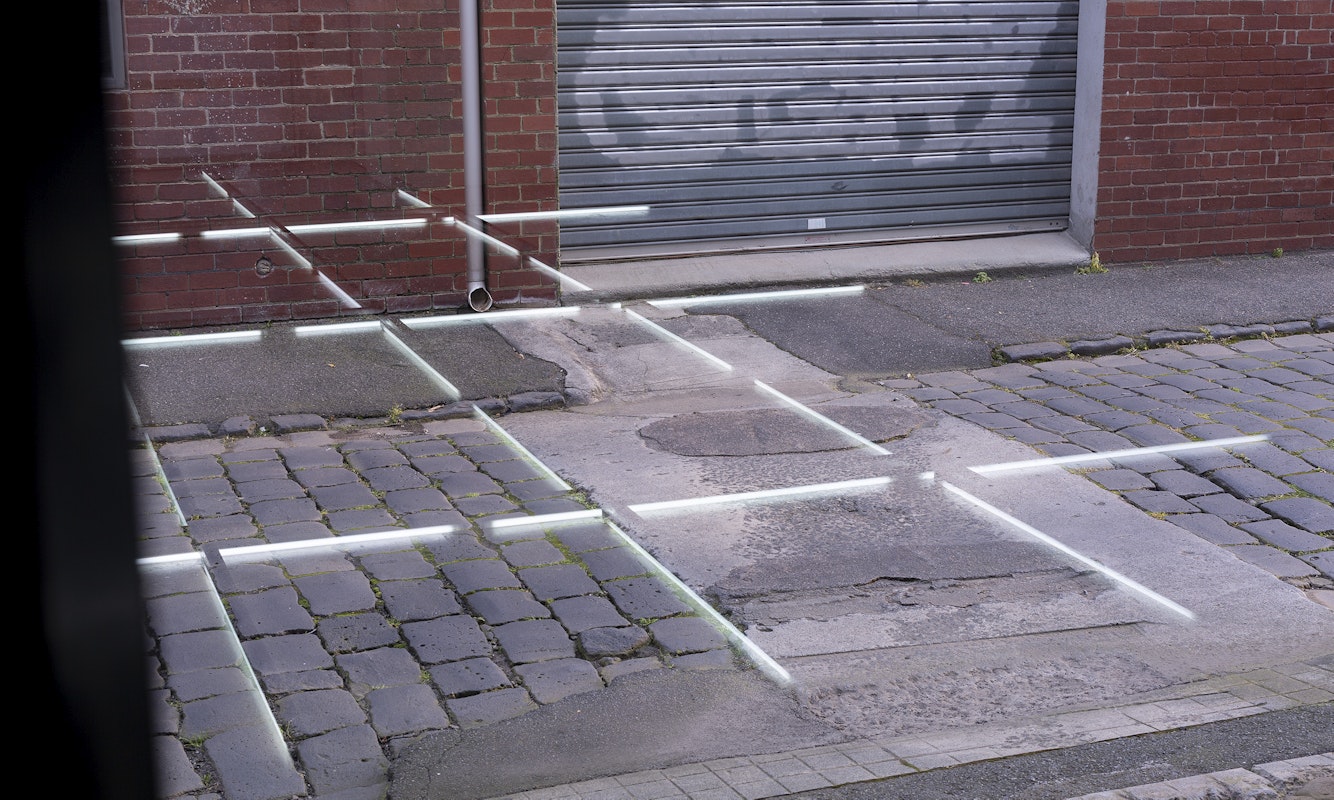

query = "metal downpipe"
(461, 0), (493, 312)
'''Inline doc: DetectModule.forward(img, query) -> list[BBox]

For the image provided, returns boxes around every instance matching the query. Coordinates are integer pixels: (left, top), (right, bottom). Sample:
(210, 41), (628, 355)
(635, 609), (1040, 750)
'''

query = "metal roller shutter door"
(556, 1), (1080, 260)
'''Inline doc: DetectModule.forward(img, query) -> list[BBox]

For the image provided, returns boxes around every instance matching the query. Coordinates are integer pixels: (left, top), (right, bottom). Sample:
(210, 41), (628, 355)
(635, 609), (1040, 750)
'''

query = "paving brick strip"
(137, 418), (739, 799)
(892, 333), (1334, 592)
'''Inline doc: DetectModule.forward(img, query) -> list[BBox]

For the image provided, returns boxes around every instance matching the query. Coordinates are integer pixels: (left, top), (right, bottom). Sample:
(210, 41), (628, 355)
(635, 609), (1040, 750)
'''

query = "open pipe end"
(467, 284), (494, 313)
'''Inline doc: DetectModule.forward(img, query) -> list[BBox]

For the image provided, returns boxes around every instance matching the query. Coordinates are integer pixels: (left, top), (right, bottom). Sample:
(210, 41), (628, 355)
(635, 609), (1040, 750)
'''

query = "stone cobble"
(133, 417), (739, 799)
(895, 333), (1334, 588)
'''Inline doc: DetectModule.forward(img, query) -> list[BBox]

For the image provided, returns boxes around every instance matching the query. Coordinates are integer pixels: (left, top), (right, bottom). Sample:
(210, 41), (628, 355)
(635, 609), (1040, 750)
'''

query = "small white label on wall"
(808, 218), (826, 230)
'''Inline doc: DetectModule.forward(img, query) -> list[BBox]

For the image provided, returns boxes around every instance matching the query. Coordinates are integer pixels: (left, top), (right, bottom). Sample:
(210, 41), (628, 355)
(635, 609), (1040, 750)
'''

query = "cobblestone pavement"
(136, 417), (740, 800)
(891, 333), (1334, 591)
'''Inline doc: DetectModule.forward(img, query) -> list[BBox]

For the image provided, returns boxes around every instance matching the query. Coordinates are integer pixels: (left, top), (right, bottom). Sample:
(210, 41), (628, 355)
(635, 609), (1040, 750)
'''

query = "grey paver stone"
(649, 617), (728, 655)
(279, 550), (355, 577)
(149, 688), (179, 734)
(249, 497), (322, 525)
(378, 579), (463, 621)
(1288, 471), (1334, 503)
(1227, 545), (1321, 578)
(500, 539), (567, 567)
(515, 658), (605, 704)
(436, 470), (503, 497)
(385, 487), (452, 514)
(1150, 470), (1226, 498)
(1241, 519), (1332, 553)
(228, 587), (315, 637)
(1167, 514), (1256, 545)
(337, 647), (426, 693)
(1121, 490), (1200, 514)
(552, 596), (633, 634)
(998, 341), (1067, 362)
(467, 588), (551, 624)
(147, 592), (225, 637)
(1301, 551), (1334, 579)
(177, 493), (245, 519)
(671, 649), (736, 670)
(206, 725), (308, 800)
(326, 507), (398, 532)
(293, 466), (359, 488)
(480, 459), (546, 483)
(310, 482), (379, 511)
(454, 494), (519, 517)
(579, 625), (651, 658)
(367, 684), (450, 736)
(446, 688), (538, 729)
(294, 571), (378, 615)
(162, 457), (225, 481)
(430, 657), (512, 698)
(152, 735), (204, 796)
(168, 667), (251, 703)
(236, 478), (306, 503)
(493, 618), (576, 664)
(318, 612), (401, 652)
(211, 563), (290, 594)
(505, 479), (574, 503)
(604, 577), (692, 619)
(1191, 493), (1271, 523)
(187, 514), (260, 543)
(441, 559), (521, 593)
(280, 446), (345, 469)
(358, 549), (436, 580)
(552, 525), (625, 553)
(519, 563), (601, 601)
(411, 454), (475, 475)
(345, 448), (409, 470)
(1262, 497), (1334, 533)
(423, 532), (496, 563)
(295, 724), (389, 795)
(242, 633), (334, 676)
(276, 688), (366, 737)
(601, 657), (664, 684)
(361, 465), (431, 492)
(180, 691), (271, 739)
(262, 668), (344, 694)
(1211, 467), (1294, 500)
(261, 520), (332, 544)
(1087, 469), (1155, 491)
(402, 615), (491, 664)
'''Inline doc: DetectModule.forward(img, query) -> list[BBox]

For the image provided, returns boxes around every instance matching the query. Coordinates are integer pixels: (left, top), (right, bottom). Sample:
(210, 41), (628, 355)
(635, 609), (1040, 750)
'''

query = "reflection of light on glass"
(287, 218), (428, 235)
(123, 330), (262, 347)
(603, 517), (792, 686)
(113, 232), (182, 245)
(484, 509), (603, 533)
(218, 524), (460, 562)
(201, 226), (272, 240)
(647, 285), (864, 308)
(294, 321), (381, 336)
(402, 307), (581, 328)
(270, 234), (312, 270)
(939, 480), (1195, 620)
(471, 404), (572, 490)
(380, 325), (462, 401)
(233, 200), (256, 219)
(753, 380), (891, 456)
(970, 435), (1269, 476)
(136, 552), (203, 567)
(201, 171), (229, 198)
(528, 257), (591, 292)
(444, 216), (521, 256)
(622, 308), (734, 371)
(315, 271), (362, 309)
(396, 189), (432, 208)
(478, 205), (650, 223)
(628, 476), (891, 516)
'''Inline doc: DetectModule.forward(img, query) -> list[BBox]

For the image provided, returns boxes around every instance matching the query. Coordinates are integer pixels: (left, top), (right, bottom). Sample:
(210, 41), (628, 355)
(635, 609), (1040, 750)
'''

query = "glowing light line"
(123, 330), (262, 347)
(622, 308), (733, 371)
(444, 217), (521, 256)
(470, 405), (572, 490)
(939, 480), (1195, 620)
(647, 285), (864, 309)
(315, 271), (362, 309)
(604, 517), (792, 685)
(286, 218), (428, 235)
(113, 232), (181, 245)
(396, 189), (432, 208)
(380, 325), (461, 401)
(294, 320), (381, 336)
(484, 509), (604, 533)
(628, 476), (891, 515)
(270, 234), (312, 270)
(218, 524), (461, 561)
(136, 551), (203, 567)
(401, 307), (581, 328)
(201, 171), (229, 198)
(200, 226), (272, 240)
(478, 205), (650, 223)
(970, 435), (1270, 475)
(528, 257), (592, 292)
(753, 380), (891, 456)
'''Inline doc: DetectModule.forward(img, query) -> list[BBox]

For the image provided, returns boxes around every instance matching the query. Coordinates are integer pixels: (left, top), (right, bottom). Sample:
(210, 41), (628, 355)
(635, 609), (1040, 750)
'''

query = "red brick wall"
(1095, 0), (1334, 263)
(108, 0), (557, 330)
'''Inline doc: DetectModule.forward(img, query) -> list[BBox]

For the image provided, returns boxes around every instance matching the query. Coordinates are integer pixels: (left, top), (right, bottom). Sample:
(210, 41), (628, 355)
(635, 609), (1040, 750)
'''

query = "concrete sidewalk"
(130, 246), (1333, 800)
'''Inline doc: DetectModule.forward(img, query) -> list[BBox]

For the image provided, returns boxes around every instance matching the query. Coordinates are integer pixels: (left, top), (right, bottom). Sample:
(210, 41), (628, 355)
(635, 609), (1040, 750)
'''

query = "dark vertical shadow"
(23, 6), (151, 799)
